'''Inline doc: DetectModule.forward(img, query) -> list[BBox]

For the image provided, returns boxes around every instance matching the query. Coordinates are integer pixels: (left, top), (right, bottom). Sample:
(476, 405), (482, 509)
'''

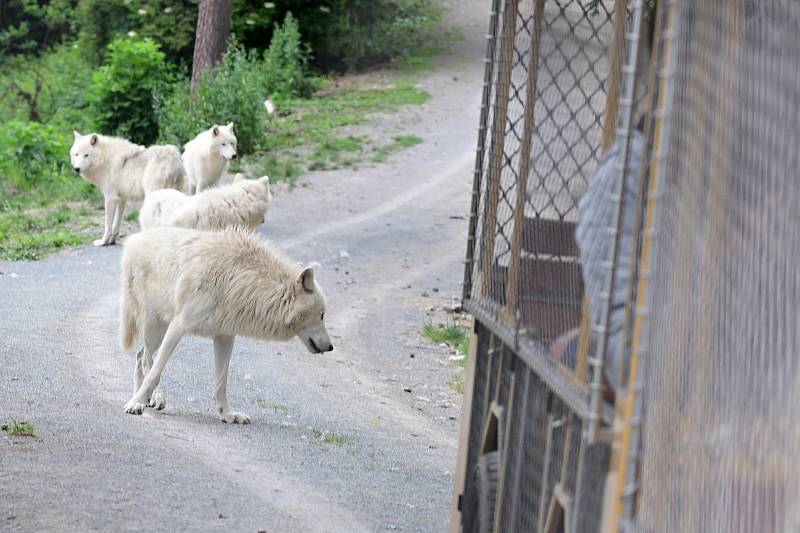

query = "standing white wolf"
(182, 123), (237, 194)
(119, 227), (333, 423)
(70, 132), (185, 246)
(139, 173), (271, 231)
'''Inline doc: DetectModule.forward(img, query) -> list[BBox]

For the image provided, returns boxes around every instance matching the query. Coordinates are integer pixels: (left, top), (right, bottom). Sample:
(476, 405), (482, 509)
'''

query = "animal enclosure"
(452, 0), (800, 532)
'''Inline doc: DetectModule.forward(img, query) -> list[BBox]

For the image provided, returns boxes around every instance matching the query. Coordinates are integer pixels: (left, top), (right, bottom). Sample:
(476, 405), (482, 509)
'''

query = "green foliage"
(263, 13), (313, 99)
(90, 38), (168, 145)
(155, 44), (265, 154)
(423, 322), (469, 360)
(0, 120), (72, 191)
(312, 0), (441, 71)
(371, 135), (422, 163)
(230, 0), (440, 71)
(75, 0), (198, 65)
(0, 0), (76, 60)
(1, 419), (37, 436)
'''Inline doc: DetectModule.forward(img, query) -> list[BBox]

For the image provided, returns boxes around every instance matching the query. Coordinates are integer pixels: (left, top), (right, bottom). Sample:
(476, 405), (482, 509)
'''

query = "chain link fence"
(454, 0), (800, 532)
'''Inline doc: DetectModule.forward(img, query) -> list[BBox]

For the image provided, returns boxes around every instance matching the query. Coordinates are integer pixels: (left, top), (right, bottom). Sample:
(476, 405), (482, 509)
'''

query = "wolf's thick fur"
(182, 123), (237, 194)
(139, 174), (271, 231)
(70, 132), (185, 246)
(119, 227), (333, 423)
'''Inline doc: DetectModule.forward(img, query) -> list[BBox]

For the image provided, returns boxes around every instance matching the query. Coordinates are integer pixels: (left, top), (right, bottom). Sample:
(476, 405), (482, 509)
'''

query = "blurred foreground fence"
(451, 1), (800, 532)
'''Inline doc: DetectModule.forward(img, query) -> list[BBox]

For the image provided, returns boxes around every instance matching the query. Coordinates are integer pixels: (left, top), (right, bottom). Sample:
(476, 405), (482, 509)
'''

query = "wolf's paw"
(124, 398), (147, 415)
(93, 238), (112, 247)
(220, 411), (251, 425)
(149, 390), (166, 410)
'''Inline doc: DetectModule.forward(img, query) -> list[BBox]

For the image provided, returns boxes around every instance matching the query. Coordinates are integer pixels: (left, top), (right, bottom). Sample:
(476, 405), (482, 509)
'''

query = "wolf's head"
(287, 266), (333, 354)
(70, 131), (102, 175)
(211, 122), (237, 161)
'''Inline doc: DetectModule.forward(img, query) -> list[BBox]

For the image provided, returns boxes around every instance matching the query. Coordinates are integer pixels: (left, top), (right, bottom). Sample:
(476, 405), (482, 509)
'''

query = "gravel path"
(0, 2), (487, 531)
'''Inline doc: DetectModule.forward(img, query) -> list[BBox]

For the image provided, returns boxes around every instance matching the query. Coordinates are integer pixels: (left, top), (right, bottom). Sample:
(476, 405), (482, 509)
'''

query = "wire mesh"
(466, 0), (615, 349)
(633, 1), (800, 531)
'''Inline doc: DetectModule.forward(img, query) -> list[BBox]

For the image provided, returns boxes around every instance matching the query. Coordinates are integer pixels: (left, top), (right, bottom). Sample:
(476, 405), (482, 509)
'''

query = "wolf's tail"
(119, 267), (141, 352)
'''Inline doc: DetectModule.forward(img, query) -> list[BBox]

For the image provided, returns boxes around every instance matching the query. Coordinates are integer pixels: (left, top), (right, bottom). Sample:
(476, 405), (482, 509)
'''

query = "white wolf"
(182, 122), (237, 194)
(70, 132), (185, 246)
(119, 227), (333, 423)
(139, 173), (272, 231)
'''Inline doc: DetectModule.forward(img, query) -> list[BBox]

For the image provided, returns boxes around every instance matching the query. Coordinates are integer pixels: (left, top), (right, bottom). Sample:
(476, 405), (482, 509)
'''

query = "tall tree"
(190, 0), (233, 95)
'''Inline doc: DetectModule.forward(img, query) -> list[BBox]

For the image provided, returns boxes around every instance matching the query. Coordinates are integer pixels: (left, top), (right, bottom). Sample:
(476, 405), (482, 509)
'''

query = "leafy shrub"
(90, 38), (169, 145)
(228, 0), (440, 71)
(0, 120), (72, 191)
(155, 45), (266, 154)
(76, 0), (198, 66)
(263, 13), (313, 99)
(316, 0), (441, 70)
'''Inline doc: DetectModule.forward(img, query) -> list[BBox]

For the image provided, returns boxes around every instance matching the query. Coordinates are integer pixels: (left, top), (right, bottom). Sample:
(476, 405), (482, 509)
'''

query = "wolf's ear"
(226, 122), (234, 132)
(258, 175), (270, 184)
(233, 173), (246, 182)
(212, 125), (220, 136)
(297, 266), (315, 293)
(90, 134), (98, 146)
(73, 131), (82, 140)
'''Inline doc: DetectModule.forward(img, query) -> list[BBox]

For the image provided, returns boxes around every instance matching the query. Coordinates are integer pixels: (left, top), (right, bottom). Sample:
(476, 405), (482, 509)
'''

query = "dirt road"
(0, 2), (487, 531)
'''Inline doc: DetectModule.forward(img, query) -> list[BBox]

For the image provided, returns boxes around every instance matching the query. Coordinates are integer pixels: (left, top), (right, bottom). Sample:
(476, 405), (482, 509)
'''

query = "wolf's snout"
(73, 167), (80, 173)
(231, 153), (237, 160)
(324, 343), (334, 353)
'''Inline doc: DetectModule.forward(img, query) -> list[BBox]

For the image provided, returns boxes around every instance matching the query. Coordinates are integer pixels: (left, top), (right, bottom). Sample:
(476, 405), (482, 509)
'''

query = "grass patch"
(1, 419), (36, 437)
(448, 372), (465, 394)
(309, 135), (366, 171)
(264, 81), (429, 153)
(371, 135), (423, 163)
(124, 209), (139, 223)
(308, 428), (348, 447)
(253, 395), (268, 408)
(395, 46), (444, 72)
(234, 153), (303, 188)
(0, 201), (97, 261)
(423, 322), (469, 363)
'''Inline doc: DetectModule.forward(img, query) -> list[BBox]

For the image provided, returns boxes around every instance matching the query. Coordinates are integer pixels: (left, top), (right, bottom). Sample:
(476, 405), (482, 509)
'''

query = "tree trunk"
(190, 0), (233, 95)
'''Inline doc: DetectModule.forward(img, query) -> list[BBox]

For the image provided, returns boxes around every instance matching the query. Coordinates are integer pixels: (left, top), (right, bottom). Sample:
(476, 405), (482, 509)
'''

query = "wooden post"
(502, 0), (546, 327)
(480, 0), (520, 298)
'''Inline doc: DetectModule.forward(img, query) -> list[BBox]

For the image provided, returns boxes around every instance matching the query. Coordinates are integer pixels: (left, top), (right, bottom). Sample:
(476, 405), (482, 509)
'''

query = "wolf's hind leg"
(124, 317), (183, 415)
(94, 196), (117, 246)
(143, 317), (168, 410)
(108, 200), (126, 245)
(213, 335), (250, 424)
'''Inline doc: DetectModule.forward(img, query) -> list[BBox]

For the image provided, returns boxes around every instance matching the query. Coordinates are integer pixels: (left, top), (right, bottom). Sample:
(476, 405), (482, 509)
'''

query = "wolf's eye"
(221, 143), (226, 146)
(321, 313), (325, 320)
(84, 154), (89, 158)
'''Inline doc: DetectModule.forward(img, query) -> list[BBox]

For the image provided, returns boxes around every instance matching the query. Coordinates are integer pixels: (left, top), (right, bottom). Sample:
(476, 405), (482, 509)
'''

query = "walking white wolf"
(70, 132), (185, 246)
(119, 227), (333, 423)
(182, 123), (237, 194)
(139, 173), (271, 231)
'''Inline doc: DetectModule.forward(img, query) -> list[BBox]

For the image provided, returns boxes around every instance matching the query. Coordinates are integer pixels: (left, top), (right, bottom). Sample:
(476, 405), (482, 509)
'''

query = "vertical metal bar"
(492, 370), (516, 533)
(509, 367), (532, 532)
(587, 0), (646, 443)
(503, 0), (546, 326)
(616, 1), (678, 529)
(537, 400), (564, 533)
(463, 0), (503, 304)
(571, 418), (590, 530)
(480, 0), (520, 298)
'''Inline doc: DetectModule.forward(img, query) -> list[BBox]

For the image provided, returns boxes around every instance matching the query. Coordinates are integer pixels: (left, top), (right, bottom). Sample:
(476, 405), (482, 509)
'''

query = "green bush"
(76, 0), (198, 66)
(225, 0), (441, 71)
(263, 13), (313, 99)
(155, 45), (266, 154)
(90, 38), (169, 145)
(0, 120), (72, 191)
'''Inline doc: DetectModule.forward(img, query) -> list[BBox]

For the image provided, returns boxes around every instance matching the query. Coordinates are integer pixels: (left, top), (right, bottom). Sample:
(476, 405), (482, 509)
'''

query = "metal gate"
(452, 0), (800, 532)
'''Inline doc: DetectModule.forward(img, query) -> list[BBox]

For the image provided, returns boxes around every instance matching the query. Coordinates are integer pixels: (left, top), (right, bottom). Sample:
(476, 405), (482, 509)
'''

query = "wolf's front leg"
(124, 318), (185, 415)
(213, 335), (250, 424)
(94, 195), (117, 246)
